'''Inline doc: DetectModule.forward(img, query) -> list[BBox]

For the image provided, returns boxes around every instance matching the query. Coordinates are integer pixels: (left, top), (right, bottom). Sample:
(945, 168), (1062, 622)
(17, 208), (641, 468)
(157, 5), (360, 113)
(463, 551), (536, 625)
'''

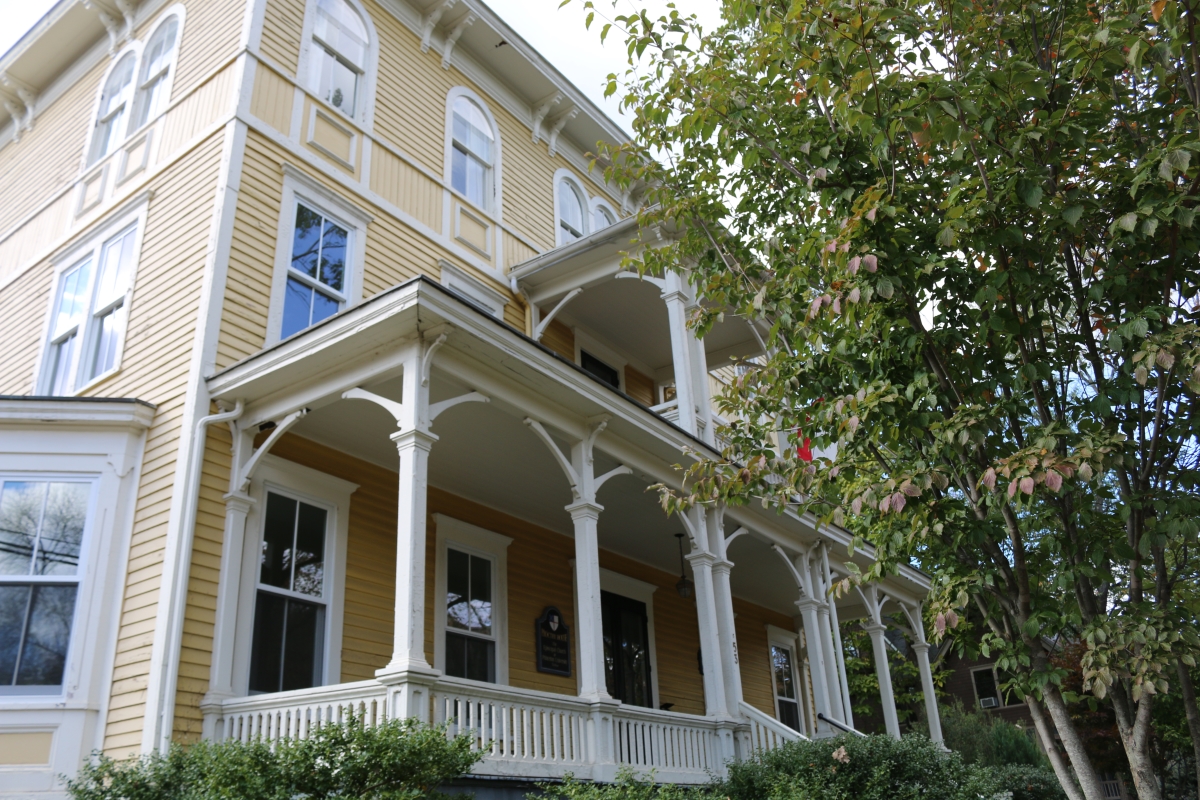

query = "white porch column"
(662, 272), (697, 436)
(816, 601), (846, 722)
(567, 500), (610, 701)
(864, 621), (901, 739)
(796, 597), (834, 736)
(386, 426), (437, 673)
(822, 549), (855, 729)
(901, 602), (944, 744)
(687, 549), (729, 717)
(200, 489), (254, 737)
(689, 323), (714, 446)
(707, 512), (743, 715)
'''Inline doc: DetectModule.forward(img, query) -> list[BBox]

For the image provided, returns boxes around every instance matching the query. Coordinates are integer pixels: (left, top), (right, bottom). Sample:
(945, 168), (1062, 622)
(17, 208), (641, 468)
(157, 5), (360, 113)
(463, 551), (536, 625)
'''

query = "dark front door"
(601, 590), (653, 707)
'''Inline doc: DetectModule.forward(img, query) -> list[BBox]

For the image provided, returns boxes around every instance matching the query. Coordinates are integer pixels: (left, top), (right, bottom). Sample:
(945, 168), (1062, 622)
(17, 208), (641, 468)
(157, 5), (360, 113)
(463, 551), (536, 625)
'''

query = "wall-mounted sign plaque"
(536, 606), (571, 676)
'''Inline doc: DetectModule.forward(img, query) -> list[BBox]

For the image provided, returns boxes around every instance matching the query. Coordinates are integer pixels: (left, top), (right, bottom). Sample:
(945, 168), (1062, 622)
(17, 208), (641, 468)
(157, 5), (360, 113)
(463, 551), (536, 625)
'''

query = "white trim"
(766, 623), (807, 735)
(296, 0), (379, 130)
(443, 86), (503, 219)
(81, 42), (143, 170)
(34, 199), (150, 396)
(0, 401), (149, 794)
(129, 6), (187, 138)
(554, 168), (588, 246)
(438, 260), (508, 319)
(595, 567), (660, 709)
(231, 455), (358, 695)
(433, 514), (512, 685)
(266, 166), (372, 345)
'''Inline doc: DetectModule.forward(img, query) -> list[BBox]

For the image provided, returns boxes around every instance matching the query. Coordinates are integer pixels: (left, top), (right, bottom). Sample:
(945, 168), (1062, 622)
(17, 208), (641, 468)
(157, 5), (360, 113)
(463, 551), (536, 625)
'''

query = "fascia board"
(510, 216), (643, 282)
(524, 257), (627, 307)
(0, 397), (156, 429)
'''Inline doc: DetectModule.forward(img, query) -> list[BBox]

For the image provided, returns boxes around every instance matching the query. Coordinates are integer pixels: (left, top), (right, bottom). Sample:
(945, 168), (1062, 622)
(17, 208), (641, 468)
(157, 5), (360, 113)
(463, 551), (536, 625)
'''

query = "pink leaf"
(1020, 476), (1035, 495)
(946, 610), (959, 628)
(866, 207), (877, 222)
(848, 287), (861, 303)
(809, 297), (823, 319)
(851, 496), (863, 515)
(891, 492), (906, 513)
(935, 613), (947, 635)
(878, 494), (892, 513)
(848, 256), (861, 275)
(848, 415), (860, 434)
(839, 241), (850, 253)
(832, 297), (841, 314)
(863, 254), (878, 272)
(1079, 462), (1093, 481)
(825, 240), (837, 253)
(1045, 470), (1063, 492)
(901, 481), (921, 497)
(981, 468), (997, 490)
(829, 466), (840, 478)
(1008, 480), (1019, 498)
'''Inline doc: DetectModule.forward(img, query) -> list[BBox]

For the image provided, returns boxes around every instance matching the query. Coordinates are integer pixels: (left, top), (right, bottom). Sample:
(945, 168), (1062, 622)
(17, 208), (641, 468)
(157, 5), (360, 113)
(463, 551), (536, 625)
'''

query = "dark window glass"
(283, 204), (348, 338)
(445, 631), (495, 682)
(282, 278), (314, 340)
(249, 492), (328, 694)
(973, 668), (999, 706)
(581, 351), (620, 389)
(0, 584), (78, 687)
(778, 699), (801, 731)
(601, 591), (653, 708)
(443, 548), (495, 683)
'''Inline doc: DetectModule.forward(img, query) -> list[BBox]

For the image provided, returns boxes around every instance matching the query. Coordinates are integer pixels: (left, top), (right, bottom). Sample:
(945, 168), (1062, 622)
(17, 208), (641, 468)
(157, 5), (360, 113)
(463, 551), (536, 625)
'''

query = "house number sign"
(535, 606), (571, 676)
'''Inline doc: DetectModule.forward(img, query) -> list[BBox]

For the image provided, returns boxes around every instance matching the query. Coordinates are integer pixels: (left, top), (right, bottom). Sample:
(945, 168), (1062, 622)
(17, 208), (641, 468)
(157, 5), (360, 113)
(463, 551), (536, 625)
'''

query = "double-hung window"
(309, 0), (368, 116)
(43, 222), (139, 395)
(444, 547), (495, 683)
(248, 491), (330, 693)
(282, 204), (349, 339)
(593, 204), (615, 231)
(0, 479), (91, 693)
(770, 643), (803, 731)
(557, 178), (586, 245)
(90, 53), (136, 164)
(132, 17), (180, 130)
(450, 97), (495, 211)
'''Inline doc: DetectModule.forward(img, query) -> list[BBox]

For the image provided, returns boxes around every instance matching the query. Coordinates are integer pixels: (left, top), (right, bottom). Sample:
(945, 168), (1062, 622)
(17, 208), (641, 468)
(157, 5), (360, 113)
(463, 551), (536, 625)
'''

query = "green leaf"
(1062, 205), (1085, 225)
(1117, 212), (1138, 232)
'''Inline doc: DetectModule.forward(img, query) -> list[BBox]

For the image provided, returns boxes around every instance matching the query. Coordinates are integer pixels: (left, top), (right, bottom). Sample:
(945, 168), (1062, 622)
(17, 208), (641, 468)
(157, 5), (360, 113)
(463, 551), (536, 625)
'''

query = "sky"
(0, 0), (721, 128)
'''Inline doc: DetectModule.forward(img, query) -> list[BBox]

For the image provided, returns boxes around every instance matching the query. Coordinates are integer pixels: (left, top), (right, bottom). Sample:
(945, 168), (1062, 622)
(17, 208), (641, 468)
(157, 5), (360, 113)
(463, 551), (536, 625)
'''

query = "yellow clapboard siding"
(624, 365), (656, 406)
(540, 318), (574, 362)
(251, 63), (296, 134)
(260, 0), (305, 77)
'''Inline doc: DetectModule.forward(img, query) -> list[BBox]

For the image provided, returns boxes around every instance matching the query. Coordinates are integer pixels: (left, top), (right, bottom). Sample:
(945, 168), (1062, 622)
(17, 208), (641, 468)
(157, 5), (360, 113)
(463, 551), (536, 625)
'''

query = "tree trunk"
(1041, 685), (1108, 800)
(1174, 660), (1200, 800)
(1108, 683), (1162, 800)
(1026, 696), (1086, 800)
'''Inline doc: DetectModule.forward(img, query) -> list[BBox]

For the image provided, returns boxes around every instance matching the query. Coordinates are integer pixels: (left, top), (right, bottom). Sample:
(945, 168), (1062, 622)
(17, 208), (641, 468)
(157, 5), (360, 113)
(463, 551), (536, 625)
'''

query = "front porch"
(189, 277), (936, 783)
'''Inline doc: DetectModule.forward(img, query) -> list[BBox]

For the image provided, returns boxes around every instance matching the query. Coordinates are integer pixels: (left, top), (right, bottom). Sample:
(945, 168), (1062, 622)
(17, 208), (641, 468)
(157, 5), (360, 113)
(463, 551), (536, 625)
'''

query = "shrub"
(969, 764), (1069, 800)
(914, 701), (1046, 769)
(534, 771), (709, 800)
(67, 718), (481, 800)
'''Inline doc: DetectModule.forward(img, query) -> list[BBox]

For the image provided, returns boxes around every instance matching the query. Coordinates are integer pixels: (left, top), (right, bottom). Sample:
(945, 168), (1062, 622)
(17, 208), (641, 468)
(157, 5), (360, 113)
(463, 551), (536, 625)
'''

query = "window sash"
(313, 47), (360, 115)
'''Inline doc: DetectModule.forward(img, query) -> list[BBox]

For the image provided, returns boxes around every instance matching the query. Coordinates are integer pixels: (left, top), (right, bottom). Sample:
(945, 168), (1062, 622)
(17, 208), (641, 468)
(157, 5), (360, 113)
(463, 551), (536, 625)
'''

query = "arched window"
(90, 53), (136, 164)
(592, 203), (616, 232)
(309, 0), (368, 116)
(133, 16), (180, 129)
(557, 178), (586, 244)
(450, 96), (494, 210)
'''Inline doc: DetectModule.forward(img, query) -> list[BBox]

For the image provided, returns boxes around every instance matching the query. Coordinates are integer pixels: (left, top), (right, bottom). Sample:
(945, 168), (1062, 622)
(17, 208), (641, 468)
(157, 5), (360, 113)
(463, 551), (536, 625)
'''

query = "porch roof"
(207, 275), (931, 614)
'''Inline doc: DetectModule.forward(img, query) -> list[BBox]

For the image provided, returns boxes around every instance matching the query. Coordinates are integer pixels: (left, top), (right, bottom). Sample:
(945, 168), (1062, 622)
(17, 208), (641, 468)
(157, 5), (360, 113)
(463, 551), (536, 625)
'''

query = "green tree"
(576, 1), (1200, 798)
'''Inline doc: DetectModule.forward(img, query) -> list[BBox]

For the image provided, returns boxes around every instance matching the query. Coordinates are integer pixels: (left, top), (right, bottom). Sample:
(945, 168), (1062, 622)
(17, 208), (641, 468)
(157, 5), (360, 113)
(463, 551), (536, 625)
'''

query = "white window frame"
(554, 169), (589, 246)
(232, 455), (355, 696)
(433, 514), (512, 685)
(573, 328), (627, 393)
(81, 6), (187, 169)
(35, 200), (149, 396)
(0, 399), (150, 796)
(296, 0), (378, 128)
(129, 8), (187, 135)
(266, 166), (371, 345)
(767, 624), (810, 736)
(438, 260), (509, 319)
(443, 87), (503, 217)
(589, 197), (618, 232)
(971, 663), (1018, 709)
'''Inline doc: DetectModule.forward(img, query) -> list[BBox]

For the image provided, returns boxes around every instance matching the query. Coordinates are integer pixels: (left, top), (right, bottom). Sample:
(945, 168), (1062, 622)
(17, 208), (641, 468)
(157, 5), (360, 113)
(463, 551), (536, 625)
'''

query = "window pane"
(451, 147), (468, 198)
(249, 590), (286, 693)
(281, 598), (325, 691)
(973, 668), (999, 704)
(53, 261), (91, 339)
(98, 55), (135, 118)
(323, 54), (358, 115)
(558, 181), (584, 237)
(292, 206), (323, 278)
(33, 483), (88, 577)
(282, 278), (314, 339)
(95, 228), (137, 309)
(446, 548), (471, 631)
(778, 698), (801, 731)
(260, 493), (297, 590)
(465, 156), (486, 208)
(580, 351), (620, 389)
(0, 481), (43, 575)
(312, 289), (340, 327)
(465, 635), (494, 683)
(48, 336), (77, 396)
(469, 553), (491, 634)
(452, 98), (493, 158)
(292, 501), (326, 597)
(594, 206), (615, 230)
(0, 585), (28, 684)
(771, 645), (796, 700)
(15, 585), (77, 685)
(319, 220), (347, 291)
(314, 0), (367, 67)
(88, 303), (126, 380)
(136, 17), (178, 127)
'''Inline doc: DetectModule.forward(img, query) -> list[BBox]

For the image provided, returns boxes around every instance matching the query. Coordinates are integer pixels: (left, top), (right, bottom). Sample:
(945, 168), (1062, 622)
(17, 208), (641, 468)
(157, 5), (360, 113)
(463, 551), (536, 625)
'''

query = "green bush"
(916, 702), (1046, 769)
(67, 718), (481, 800)
(534, 771), (708, 800)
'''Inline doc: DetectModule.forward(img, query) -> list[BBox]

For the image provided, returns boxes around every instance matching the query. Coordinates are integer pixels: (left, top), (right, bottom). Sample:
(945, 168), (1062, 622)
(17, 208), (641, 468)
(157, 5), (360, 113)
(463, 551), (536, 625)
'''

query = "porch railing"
(211, 676), (730, 783)
(739, 700), (804, 753)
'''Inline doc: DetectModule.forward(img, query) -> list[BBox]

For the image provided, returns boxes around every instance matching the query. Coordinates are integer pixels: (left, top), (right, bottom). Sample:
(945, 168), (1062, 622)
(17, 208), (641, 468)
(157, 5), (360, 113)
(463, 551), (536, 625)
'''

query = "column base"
(376, 663), (442, 723)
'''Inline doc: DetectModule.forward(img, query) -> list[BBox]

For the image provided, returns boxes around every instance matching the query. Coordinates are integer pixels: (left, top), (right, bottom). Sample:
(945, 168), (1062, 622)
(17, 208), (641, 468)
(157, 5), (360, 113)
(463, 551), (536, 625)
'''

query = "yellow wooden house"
(0, 0), (944, 796)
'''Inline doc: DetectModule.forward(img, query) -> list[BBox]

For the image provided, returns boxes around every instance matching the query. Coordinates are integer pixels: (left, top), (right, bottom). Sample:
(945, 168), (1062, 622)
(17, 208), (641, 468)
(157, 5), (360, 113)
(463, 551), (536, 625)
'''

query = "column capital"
(795, 596), (824, 613)
(686, 550), (715, 568)
(911, 640), (932, 654)
(710, 558), (734, 576)
(862, 621), (889, 637)
(390, 428), (438, 451)
(222, 491), (255, 512)
(565, 500), (604, 519)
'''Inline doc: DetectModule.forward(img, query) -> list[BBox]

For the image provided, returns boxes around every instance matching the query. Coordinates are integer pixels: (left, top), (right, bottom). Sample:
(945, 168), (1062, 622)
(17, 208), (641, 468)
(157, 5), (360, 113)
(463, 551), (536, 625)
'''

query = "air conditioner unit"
(979, 697), (1000, 709)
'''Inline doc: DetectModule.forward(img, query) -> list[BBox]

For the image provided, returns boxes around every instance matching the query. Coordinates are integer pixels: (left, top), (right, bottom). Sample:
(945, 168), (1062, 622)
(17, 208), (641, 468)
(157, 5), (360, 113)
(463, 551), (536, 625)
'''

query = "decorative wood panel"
(370, 145), (442, 231)
(250, 64), (295, 135)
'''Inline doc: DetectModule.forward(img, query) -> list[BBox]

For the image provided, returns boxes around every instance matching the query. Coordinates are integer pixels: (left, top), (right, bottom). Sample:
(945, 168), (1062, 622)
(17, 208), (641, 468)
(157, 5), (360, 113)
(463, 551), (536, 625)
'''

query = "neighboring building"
(0, 0), (941, 796)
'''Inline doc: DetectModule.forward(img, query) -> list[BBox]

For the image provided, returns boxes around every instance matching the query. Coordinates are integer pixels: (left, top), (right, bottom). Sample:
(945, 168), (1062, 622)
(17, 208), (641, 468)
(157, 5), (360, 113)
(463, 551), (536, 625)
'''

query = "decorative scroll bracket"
(235, 407), (308, 493)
